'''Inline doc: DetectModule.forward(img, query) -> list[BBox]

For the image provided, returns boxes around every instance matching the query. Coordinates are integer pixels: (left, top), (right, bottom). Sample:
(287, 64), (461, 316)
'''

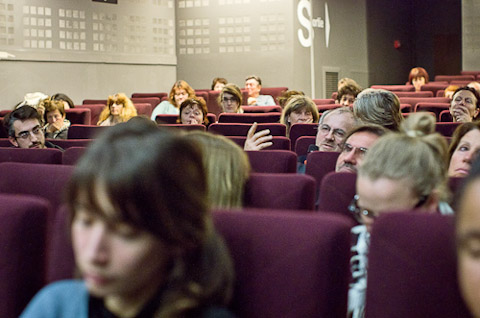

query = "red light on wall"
(394, 40), (401, 49)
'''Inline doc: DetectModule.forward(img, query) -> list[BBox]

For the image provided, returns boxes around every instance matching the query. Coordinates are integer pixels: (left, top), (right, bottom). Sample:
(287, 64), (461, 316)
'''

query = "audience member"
(448, 121), (480, 177)
(456, 156), (480, 318)
(21, 120), (234, 318)
(353, 88), (403, 131)
(336, 84), (362, 106)
(42, 98), (71, 139)
(243, 122), (273, 151)
(408, 67), (429, 91)
(218, 84), (244, 113)
(97, 93), (137, 126)
(245, 75), (276, 106)
(348, 113), (451, 318)
(178, 97), (209, 125)
(277, 90), (304, 108)
(450, 86), (480, 123)
(211, 77), (228, 91)
(189, 131), (250, 209)
(334, 124), (387, 173)
(280, 95), (319, 135)
(15, 92), (49, 119)
(338, 78), (360, 90)
(316, 107), (357, 152)
(3, 106), (62, 149)
(444, 85), (459, 100)
(150, 80), (195, 120)
(51, 93), (75, 109)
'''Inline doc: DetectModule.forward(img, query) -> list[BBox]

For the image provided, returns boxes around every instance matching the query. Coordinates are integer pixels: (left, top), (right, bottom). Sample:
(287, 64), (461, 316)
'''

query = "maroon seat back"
(206, 90), (222, 116)
(67, 124), (108, 139)
(421, 83), (449, 96)
(370, 84), (414, 91)
(244, 173), (316, 210)
(65, 108), (91, 125)
(394, 91), (434, 98)
(0, 138), (11, 147)
(82, 99), (107, 105)
(295, 136), (316, 157)
(289, 123), (318, 151)
(313, 98), (335, 105)
(246, 150), (297, 173)
(0, 194), (49, 318)
(317, 104), (341, 112)
(131, 102), (153, 117)
(439, 110), (453, 122)
(208, 123), (286, 137)
(47, 139), (92, 149)
(435, 122), (461, 137)
(228, 136), (290, 150)
(366, 212), (471, 318)
(414, 102), (450, 119)
(76, 104), (105, 124)
(0, 148), (63, 164)
(399, 97), (451, 109)
(259, 87), (288, 104)
(154, 114), (178, 124)
(157, 124), (206, 132)
(305, 151), (340, 192)
(213, 209), (353, 318)
(434, 75), (475, 83)
(241, 106), (282, 113)
(0, 162), (74, 212)
(62, 147), (87, 165)
(317, 172), (357, 222)
(131, 97), (160, 109)
(195, 91), (209, 105)
(131, 92), (167, 100)
(218, 113), (281, 123)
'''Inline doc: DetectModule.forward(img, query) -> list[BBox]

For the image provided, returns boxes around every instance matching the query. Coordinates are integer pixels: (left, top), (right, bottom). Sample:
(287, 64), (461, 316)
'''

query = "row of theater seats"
(0, 193), (470, 317)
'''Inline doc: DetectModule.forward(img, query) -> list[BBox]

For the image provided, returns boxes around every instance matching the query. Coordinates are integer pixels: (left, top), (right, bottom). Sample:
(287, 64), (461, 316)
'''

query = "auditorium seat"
(82, 99), (107, 105)
(259, 87), (288, 104)
(435, 122), (461, 137)
(62, 147), (87, 165)
(317, 172), (357, 222)
(294, 135), (316, 157)
(439, 110), (453, 122)
(449, 176), (465, 211)
(414, 102), (450, 119)
(394, 91), (434, 98)
(213, 209), (353, 318)
(313, 98), (335, 105)
(0, 148), (63, 164)
(47, 139), (93, 149)
(155, 113), (216, 124)
(206, 90), (222, 116)
(461, 70), (480, 77)
(400, 103), (413, 113)
(370, 84), (414, 91)
(421, 83), (449, 96)
(131, 92), (168, 100)
(305, 151), (340, 193)
(65, 108), (91, 125)
(0, 118), (6, 138)
(0, 138), (12, 147)
(67, 124), (107, 139)
(0, 162), (74, 212)
(208, 123), (286, 137)
(434, 75), (475, 83)
(157, 124), (206, 131)
(317, 104), (341, 112)
(75, 104), (105, 124)
(0, 194), (49, 318)
(195, 91), (209, 105)
(218, 112), (281, 123)
(131, 97), (160, 110)
(229, 136), (290, 150)
(366, 212), (471, 318)
(399, 97), (450, 110)
(244, 173), (316, 210)
(246, 150), (297, 173)
(436, 90), (446, 97)
(131, 102), (153, 117)
(289, 123), (318, 151)
(241, 105), (282, 113)
(451, 80), (472, 86)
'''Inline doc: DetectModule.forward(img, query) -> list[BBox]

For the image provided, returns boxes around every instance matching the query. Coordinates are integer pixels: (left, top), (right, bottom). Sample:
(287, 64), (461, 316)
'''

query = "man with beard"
(334, 124), (387, 173)
(4, 106), (63, 150)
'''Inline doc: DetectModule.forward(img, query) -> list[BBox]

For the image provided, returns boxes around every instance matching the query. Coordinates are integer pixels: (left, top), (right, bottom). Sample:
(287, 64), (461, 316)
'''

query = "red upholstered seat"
(62, 147), (87, 165)
(67, 124), (107, 139)
(317, 172), (357, 222)
(157, 124), (206, 132)
(366, 212), (471, 318)
(131, 92), (168, 100)
(213, 209), (353, 318)
(294, 135), (316, 157)
(131, 97), (160, 110)
(421, 83), (449, 96)
(82, 99), (107, 105)
(217, 112), (281, 123)
(75, 104), (105, 124)
(131, 102), (153, 117)
(228, 136), (290, 150)
(394, 91), (434, 98)
(289, 123), (318, 151)
(399, 97), (450, 110)
(435, 122), (461, 137)
(246, 150), (297, 173)
(414, 102), (450, 120)
(313, 98), (335, 105)
(244, 172), (316, 210)
(0, 148), (63, 164)
(65, 108), (91, 125)
(208, 123), (286, 137)
(434, 74), (475, 83)
(241, 105), (282, 113)
(259, 86), (288, 104)
(370, 84), (414, 91)
(305, 151), (340, 193)
(439, 110), (453, 122)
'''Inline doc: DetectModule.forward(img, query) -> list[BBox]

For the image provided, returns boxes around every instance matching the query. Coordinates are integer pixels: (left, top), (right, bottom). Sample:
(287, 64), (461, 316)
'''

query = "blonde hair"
(218, 83), (244, 113)
(280, 95), (319, 134)
(188, 131), (250, 209)
(97, 93), (138, 125)
(359, 112), (449, 201)
(353, 88), (404, 131)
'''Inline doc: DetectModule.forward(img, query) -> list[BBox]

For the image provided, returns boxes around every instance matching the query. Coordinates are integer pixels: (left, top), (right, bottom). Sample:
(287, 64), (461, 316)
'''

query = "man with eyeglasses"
(335, 124), (387, 173)
(4, 106), (62, 150)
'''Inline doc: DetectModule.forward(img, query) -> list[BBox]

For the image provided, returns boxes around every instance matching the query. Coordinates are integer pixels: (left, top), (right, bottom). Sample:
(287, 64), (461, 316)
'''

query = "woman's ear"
(423, 189), (440, 213)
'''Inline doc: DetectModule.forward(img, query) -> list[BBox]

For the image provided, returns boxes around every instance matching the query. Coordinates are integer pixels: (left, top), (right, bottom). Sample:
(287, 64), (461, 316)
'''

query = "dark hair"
(277, 90), (304, 108)
(245, 75), (262, 85)
(408, 67), (430, 84)
(67, 120), (233, 316)
(51, 93), (75, 109)
(453, 86), (480, 109)
(337, 84), (362, 101)
(341, 124), (388, 149)
(178, 97), (209, 125)
(42, 99), (66, 122)
(3, 106), (42, 138)
(211, 77), (228, 90)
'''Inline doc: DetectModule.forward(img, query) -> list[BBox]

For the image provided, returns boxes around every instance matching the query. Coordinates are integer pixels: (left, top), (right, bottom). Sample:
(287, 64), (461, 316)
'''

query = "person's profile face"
(72, 185), (170, 302)
(213, 82), (225, 92)
(448, 129), (480, 177)
(174, 89), (189, 107)
(316, 112), (354, 152)
(222, 92), (239, 113)
(181, 104), (204, 125)
(245, 79), (261, 97)
(46, 109), (65, 125)
(10, 118), (45, 149)
(457, 179), (480, 318)
(451, 90), (479, 119)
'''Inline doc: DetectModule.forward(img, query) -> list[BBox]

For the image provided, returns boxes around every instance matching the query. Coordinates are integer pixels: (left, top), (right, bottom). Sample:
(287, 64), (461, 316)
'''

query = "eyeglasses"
(348, 194), (429, 223)
(15, 125), (43, 140)
(341, 143), (368, 158)
(318, 124), (346, 139)
(222, 97), (237, 104)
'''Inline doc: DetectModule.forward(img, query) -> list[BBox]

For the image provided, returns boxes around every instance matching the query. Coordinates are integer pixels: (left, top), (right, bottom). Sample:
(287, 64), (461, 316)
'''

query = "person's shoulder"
(45, 141), (64, 151)
(258, 95), (276, 106)
(20, 280), (88, 318)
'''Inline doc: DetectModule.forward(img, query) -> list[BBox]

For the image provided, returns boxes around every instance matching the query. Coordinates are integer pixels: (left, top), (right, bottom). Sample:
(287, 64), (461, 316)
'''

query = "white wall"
(462, 0), (480, 70)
